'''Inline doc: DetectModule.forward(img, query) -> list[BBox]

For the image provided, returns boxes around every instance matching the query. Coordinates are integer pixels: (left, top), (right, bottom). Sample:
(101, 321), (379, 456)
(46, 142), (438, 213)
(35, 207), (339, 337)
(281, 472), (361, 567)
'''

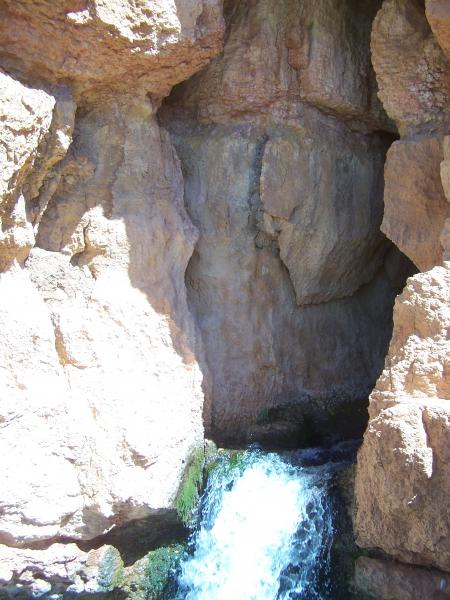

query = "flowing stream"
(173, 443), (357, 600)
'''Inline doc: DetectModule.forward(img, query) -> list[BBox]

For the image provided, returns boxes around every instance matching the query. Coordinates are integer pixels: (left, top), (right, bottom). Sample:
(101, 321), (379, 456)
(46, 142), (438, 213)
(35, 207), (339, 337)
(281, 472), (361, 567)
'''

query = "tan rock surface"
(382, 137), (450, 272)
(0, 0), (224, 550)
(427, 0), (450, 60)
(371, 0), (450, 135)
(166, 118), (412, 442)
(355, 0), (450, 573)
(165, 0), (390, 129)
(161, 0), (412, 443)
(355, 265), (450, 571)
(0, 0), (224, 103)
(0, 543), (124, 596)
(0, 97), (206, 546)
(0, 71), (75, 270)
(2, 0), (441, 589)
(259, 124), (388, 305)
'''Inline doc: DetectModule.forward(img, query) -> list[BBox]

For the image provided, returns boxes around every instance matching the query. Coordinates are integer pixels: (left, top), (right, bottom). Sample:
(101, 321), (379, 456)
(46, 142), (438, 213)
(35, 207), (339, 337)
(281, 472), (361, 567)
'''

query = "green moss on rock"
(175, 447), (205, 526)
(122, 544), (184, 600)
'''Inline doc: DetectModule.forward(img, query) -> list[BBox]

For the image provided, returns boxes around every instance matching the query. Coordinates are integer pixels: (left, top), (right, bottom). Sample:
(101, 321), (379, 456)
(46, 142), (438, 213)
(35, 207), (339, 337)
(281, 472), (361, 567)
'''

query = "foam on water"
(176, 450), (338, 600)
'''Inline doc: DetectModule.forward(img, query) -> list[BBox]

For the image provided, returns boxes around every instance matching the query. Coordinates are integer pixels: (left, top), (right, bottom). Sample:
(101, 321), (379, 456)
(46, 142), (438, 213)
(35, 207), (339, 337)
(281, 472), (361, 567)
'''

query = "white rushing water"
(176, 449), (342, 600)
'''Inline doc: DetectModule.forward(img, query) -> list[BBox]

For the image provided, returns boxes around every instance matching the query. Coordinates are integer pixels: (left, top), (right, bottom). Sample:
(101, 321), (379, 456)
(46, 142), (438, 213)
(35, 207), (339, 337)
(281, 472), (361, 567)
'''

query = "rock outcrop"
(0, 0), (224, 582)
(161, 0), (413, 444)
(2, 0), (446, 595)
(355, 0), (450, 576)
(356, 265), (450, 570)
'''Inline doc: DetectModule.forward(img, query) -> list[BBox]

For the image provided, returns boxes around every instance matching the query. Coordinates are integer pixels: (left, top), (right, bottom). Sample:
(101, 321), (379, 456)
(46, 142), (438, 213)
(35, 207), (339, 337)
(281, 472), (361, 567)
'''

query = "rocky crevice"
(0, 0), (448, 597)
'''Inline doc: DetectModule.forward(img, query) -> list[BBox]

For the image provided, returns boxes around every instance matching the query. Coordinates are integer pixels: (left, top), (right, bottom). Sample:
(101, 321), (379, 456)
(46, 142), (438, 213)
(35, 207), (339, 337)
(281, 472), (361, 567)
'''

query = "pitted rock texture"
(0, 0), (224, 554)
(0, 0), (224, 103)
(166, 0), (390, 129)
(371, 0), (450, 136)
(0, 71), (75, 270)
(355, 265), (450, 570)
(0, 543), (125, 597)
(355, 0), (450, 574)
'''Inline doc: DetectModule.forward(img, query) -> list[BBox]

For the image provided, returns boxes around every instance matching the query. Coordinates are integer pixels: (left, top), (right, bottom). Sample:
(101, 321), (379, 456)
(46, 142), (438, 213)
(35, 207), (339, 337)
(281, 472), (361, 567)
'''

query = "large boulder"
(382, 137), (450, 272)
(0, 0), (224, 550)
(0, 0), (224, 103)
(355, 0), (450, 573)
(355, 265), (450, 571)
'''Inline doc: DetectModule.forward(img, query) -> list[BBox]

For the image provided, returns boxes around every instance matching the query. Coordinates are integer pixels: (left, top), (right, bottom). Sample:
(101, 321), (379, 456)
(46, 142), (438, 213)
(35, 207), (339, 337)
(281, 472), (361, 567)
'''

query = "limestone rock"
(355, 265), (450, 571)
(0, 0), (223, 552)
(165, 119), (413, 442)
(259, 124), (388, 305)
(371, 0), (450, 135)
(382, 137), (450, 272)
(0, 0), (430, 582)
(0, 543), (124, 597)
(0, 0), (224, 103)
(354, 0), (450, 574)
(165, 0), (390, 129)
(160, 0), (413, 443)
(427, 0), (450, 60)
(0, 267), (81, 546)
(0, 72), (75, 270)
(0, 96), (206, 546)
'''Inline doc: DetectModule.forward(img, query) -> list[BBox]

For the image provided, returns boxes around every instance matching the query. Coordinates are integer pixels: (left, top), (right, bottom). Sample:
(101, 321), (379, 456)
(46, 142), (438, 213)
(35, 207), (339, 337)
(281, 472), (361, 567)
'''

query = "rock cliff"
(354, 0), (450, 581)
(0, 0), (224, 589)
(160, 0), (413, 446)
(0, 0), (448, 597)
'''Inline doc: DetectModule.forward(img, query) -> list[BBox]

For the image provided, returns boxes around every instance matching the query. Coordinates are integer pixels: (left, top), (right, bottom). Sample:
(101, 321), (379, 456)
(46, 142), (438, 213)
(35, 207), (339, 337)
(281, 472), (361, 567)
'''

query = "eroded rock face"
(427, 0), (450, 61)
(0, 544), (124, 597)
(382, 136), (449, 272)
(0, 71), (75, 270)
(356, 265), (450, 570)
(372, 0), (450, 135)
(0, 0), (223, 554)
(0, 0), (224, 103)
(355, 0), (450, 574)
(161, 0), (413, 444)
(167, 0), (391, 128)
(1, 0), (441, 592)
(166, 119), (411, 443)
(0, 98), (206, 546)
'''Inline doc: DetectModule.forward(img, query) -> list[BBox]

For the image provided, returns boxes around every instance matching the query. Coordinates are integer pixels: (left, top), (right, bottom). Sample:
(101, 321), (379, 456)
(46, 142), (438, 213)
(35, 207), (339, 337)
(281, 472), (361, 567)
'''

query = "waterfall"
(174, 444), (356, 600)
